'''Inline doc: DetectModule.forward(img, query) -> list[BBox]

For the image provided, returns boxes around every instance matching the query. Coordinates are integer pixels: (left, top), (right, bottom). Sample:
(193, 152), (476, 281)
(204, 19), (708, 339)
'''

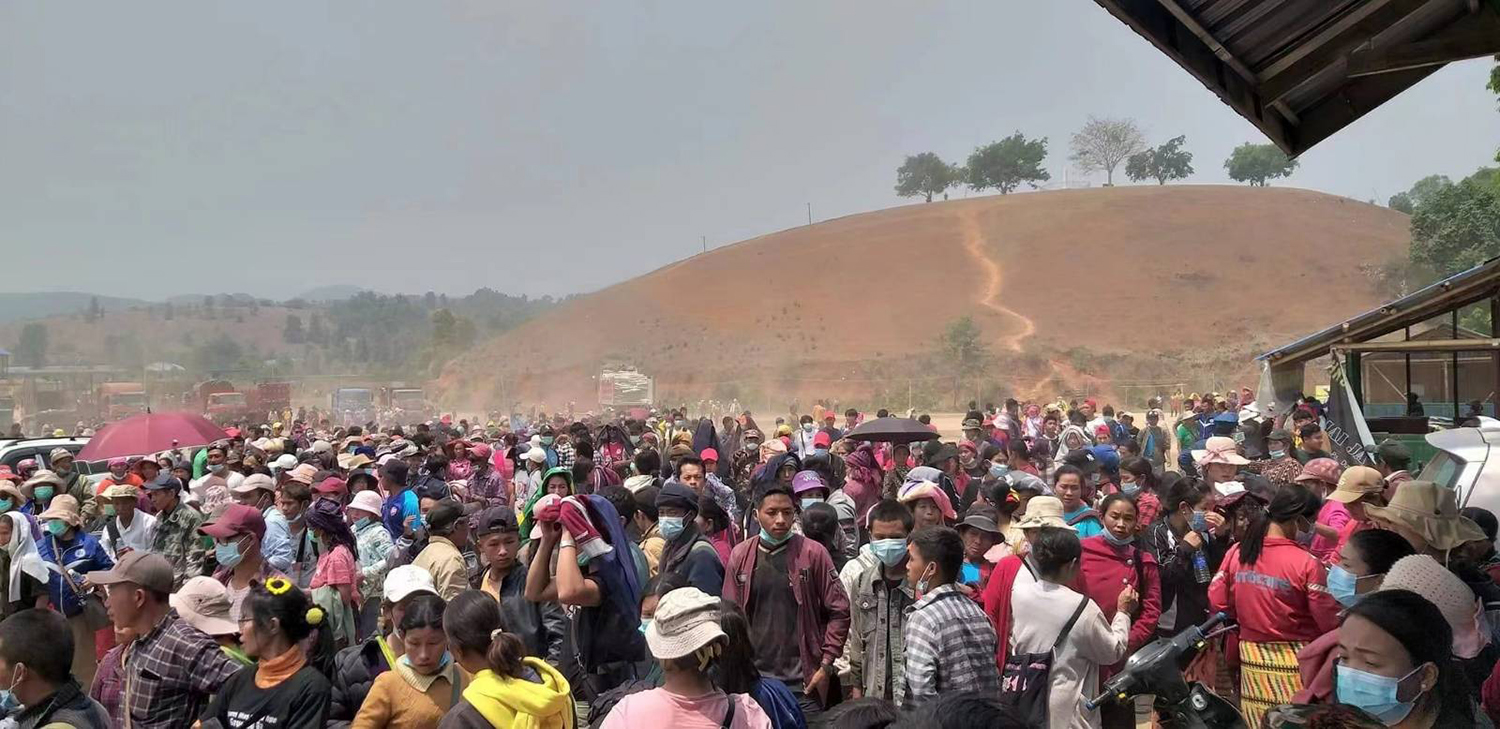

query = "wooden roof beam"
(1346, 7), (1500, 76)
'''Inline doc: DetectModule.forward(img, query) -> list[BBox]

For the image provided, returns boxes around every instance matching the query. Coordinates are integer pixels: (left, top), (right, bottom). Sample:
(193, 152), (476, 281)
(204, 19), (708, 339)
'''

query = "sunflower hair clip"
(264, 577), (292, 595)
(306, 607), (325, 625)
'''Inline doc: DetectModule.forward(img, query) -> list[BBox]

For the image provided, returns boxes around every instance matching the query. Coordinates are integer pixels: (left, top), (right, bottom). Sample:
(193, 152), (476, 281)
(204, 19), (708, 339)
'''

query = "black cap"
(379, 460), (408, 483)
(426, 500), (465, 534)
(1267, 429), (1293, 444)
(472, 506), (519, 536)
(656, 482), (699, 513)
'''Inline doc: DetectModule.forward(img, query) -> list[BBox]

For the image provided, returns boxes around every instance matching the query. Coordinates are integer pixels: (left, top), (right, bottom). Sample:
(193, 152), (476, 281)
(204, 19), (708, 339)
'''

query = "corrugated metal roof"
(1092, 0), (1500, 154)
(1259, 256), (1500, 365)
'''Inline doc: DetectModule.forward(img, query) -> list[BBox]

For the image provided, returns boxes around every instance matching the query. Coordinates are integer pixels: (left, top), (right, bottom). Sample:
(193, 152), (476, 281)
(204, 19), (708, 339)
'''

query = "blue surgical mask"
(870, 538), (908, 567)
(1335, 662), (1423, 724)
(0, 663), (23, 715)
(0, 499), (14, 513)
(988, 463), (1009, 479)
(1269, 449), (1287, 460)
(354, 516), (374, 530)
(638, 618), (651, 635)
(1326, 564), (1378, 607)
(1120, 482), (1140, 496)
(540, 437), (554, 447)
(1188, 510), (1208, 533)
(1102, 529), (1134, 547)
(759, 528), (792, 547)
(215, 540), (244, 569)
(658, 516), (686, 540)
(800, 497), (824, 511)
(44, 520), (67, 538)
(32, 486), (54, 503)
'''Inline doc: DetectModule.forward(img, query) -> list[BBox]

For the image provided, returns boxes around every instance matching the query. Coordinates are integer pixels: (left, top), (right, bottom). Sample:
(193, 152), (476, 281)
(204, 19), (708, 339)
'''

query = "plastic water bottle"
(1192, 546), (1211, 584)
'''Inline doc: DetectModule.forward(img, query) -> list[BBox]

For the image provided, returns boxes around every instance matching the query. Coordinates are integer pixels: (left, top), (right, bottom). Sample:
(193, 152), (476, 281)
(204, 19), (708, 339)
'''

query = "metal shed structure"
(1091, 0), (1500, 155)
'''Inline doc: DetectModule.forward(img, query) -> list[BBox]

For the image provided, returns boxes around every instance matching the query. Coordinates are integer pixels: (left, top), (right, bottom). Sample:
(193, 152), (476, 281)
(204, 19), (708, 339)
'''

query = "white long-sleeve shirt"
(1009, 579), (1132, 729)
(99, 511), (157, 560)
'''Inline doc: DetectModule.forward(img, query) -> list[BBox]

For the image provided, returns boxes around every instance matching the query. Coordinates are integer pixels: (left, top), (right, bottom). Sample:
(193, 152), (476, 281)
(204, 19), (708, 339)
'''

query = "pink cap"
(700, 448), (719, 463)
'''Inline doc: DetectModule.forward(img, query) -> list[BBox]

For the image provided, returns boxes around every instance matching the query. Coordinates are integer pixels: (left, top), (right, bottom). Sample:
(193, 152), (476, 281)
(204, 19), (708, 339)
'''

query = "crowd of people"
(0, 393), (1494, 728)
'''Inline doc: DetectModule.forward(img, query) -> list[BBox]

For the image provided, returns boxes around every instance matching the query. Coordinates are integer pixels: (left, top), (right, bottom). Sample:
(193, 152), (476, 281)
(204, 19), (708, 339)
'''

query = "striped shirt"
(901, 583), (999, 707)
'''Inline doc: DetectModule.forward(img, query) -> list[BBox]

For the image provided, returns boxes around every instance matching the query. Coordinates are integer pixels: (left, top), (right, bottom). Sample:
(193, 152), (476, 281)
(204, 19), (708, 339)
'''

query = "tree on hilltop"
(895, 153), (961, 202)
(1125, 135), (1194, 185)
(966, 133), (1050, 194)
(1223, 143), (1298, 186)
(1069, 117), (1145, 186)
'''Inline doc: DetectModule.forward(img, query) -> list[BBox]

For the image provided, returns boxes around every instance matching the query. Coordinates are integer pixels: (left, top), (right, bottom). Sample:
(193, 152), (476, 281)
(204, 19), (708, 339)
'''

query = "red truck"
(197, 380), (249, 424)
(249, 382), (292, 417)
(96, 382), (148, 421)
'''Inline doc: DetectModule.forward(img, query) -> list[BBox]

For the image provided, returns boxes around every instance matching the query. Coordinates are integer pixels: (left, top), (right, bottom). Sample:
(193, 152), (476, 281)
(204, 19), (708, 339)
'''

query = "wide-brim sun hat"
(1364, 481), (1486, 551)
(1192, 436), (1249, 466)
(1013, 495), (1074, 530)
(1327, 466), (1385, 504)
(645, 586), (725, 660)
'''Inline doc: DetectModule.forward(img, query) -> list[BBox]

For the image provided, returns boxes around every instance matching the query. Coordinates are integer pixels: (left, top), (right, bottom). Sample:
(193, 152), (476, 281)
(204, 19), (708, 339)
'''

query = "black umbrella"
(841, 416), (941, 444)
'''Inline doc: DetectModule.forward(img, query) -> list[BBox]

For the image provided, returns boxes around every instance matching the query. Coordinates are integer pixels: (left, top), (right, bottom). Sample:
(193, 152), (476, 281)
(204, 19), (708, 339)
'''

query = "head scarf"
(306, 499), (360, 560)
(842, 444), (882, 516)
(3, 512), (47, 603)
(759, 438), (787, 465)
(521, 467), (575, 539)
(753, 451), (802, 489)
(898, 467), (957, 521)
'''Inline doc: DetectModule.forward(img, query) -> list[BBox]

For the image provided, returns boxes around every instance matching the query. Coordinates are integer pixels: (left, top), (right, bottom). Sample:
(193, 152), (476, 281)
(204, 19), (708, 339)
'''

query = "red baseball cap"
(313, 477), (348, 498)
(813, 431), (832, 448)
(199, 504), (266, 541)
(700, 448), (719, 463)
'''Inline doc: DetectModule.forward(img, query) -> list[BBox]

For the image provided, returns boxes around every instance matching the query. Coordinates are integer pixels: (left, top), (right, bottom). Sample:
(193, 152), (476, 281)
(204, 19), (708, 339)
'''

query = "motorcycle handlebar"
(1198, 611), (1230, 635)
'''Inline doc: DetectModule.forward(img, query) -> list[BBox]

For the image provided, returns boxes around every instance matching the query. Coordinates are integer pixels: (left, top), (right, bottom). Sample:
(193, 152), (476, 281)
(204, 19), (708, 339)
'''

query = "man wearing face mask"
(98, 483), (156, 560)
(201, 503), (279, 623)
(0, 608), (111, 728)
(653, 482), (724, 596)
(229, 474), (294, 574)
(45, 449), (97, 528)
(901, 525), (999, 707)
(1247, 428), (1303, 488)
(846, 499), (916, 704)
(792, 415), (819, 460)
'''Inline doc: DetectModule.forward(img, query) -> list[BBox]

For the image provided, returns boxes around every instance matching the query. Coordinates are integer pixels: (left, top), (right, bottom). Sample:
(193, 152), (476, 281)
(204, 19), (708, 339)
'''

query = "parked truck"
(96, 382), (148, 421)
(249, 382), (293, 417)
(381, 386), (429, 423)
(331, 387), (375, 426)
(598, 366), (654, 408)
(197, 380), (249, 424)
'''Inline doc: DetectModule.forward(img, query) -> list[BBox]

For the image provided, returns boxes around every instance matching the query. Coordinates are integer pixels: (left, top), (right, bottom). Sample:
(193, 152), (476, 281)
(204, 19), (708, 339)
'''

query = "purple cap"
(791, 470), (827, 495)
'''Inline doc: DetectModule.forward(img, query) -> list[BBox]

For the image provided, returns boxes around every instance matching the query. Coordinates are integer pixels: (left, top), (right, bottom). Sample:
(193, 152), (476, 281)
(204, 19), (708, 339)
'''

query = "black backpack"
(999, 595), (1089, 726)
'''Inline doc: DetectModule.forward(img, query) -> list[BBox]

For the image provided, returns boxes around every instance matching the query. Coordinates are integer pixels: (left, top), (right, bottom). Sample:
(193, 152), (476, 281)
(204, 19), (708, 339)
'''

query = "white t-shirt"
(100, 511), (157, 560)
(1009, 579), (1131, 729)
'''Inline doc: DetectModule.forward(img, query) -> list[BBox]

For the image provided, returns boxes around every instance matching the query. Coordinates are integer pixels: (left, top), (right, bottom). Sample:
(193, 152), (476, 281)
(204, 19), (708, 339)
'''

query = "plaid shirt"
(554, 441), (576, 470)
(901, 584), (999, 707)
(122, 610), (241, 729)
(149, 503), (206, 591)
(470, 464), (509, 506)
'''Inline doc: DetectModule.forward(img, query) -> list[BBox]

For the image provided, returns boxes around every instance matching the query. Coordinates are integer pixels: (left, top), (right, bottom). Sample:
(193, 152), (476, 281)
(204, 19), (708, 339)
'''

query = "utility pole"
(806, 202), (812, 226)
(701, 235), (706, 253)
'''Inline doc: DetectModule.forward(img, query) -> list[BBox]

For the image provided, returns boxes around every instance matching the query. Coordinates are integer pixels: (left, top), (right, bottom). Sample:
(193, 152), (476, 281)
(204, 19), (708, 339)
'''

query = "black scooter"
(1086, 612), (1247, 729)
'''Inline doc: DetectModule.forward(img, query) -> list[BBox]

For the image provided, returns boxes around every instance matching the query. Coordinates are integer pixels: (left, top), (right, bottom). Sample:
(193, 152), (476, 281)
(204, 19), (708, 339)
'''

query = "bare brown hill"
(435, 186), (1410, 412)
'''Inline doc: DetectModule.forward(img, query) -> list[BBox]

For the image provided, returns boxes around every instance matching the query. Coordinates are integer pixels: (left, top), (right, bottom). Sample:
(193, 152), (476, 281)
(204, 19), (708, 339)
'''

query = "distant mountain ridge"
(0, 293), (148, 325)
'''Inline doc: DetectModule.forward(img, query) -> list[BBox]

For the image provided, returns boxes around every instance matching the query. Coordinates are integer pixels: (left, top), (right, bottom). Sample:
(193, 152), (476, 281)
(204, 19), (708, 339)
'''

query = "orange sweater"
(350, 665), (471, 729)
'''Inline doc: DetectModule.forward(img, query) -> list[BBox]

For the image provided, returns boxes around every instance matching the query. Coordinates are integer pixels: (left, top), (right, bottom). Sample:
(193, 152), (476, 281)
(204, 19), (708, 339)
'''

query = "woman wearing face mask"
(1209, 483), (1341, 725)
(1074, 494), (1162, 729)
(1329, 589), (1477, 727)
(791, 471), (829, 513)
(353, 593), (471, 728)
(307, 498), (363, 651)
(438, 590), (575, 729)
(35, 495), (112, 689)
(654, 483), (725, 596)
(0, 511), (49, 618)
(1117, 457), (1161, 534)
(201, 578), (331, 726)
(204, 504), (283, 622)
(1294, 529), (1417, 704)
(20, 470), (63, 517)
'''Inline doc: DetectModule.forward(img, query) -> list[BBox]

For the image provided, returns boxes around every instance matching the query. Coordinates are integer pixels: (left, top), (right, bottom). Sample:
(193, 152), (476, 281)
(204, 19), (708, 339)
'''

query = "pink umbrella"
(77, 411), (228, 460)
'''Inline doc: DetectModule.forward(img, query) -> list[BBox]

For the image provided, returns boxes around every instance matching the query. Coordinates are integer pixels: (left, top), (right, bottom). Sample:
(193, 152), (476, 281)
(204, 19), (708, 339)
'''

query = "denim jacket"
(845, 562), (914, 704)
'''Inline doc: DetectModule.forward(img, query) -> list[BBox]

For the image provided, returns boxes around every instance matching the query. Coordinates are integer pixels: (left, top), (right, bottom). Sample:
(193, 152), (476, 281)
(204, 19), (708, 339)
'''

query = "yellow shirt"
(413, 536), (468, 602)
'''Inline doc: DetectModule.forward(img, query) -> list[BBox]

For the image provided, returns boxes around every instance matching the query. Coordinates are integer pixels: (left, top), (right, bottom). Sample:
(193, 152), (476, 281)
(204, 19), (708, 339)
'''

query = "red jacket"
(1208, 537), (1340, 643)
(980, 554), (1027, 670)
(1073, 536), (1162, 657)
(723, 534), (850, 682)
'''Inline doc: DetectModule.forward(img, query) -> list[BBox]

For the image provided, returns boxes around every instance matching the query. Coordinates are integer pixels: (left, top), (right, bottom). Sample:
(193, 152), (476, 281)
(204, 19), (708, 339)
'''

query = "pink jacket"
(723, 534), (850, 682)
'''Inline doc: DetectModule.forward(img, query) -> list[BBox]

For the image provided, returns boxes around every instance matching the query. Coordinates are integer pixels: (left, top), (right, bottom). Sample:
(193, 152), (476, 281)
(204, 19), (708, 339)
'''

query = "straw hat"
(1363, 481), (1486, 551)
(21, 470), (63, 490)
(645, 587), (724, 660)
(1327, 466), (1385, 504)
(1192, 436), (1249, 466)
(170, 576), (238, 636)
(102, 483), (139, 500)
(38, 495), (82, 527)
(1013, 496), (1074, 531)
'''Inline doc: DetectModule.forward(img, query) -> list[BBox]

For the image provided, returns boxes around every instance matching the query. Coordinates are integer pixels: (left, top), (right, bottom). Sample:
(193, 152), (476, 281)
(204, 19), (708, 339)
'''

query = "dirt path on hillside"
(960, 208), (1034, 352)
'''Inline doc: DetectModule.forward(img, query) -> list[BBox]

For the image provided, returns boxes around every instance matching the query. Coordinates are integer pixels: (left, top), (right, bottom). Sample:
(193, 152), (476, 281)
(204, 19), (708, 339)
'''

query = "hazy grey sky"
(3, 2), (1496, 300)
